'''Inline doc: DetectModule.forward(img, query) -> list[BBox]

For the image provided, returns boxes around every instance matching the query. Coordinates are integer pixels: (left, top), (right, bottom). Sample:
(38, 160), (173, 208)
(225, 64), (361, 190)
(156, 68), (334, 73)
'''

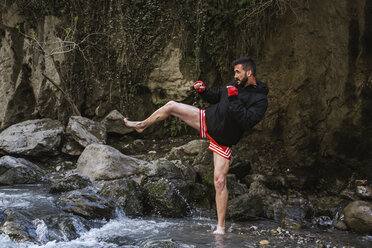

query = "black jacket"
(199, 80), (269, 147)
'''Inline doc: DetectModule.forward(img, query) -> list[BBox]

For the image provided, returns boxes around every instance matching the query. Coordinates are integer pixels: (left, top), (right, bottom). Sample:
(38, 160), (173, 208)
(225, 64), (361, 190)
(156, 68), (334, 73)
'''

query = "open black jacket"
(199, 80), (269, 147)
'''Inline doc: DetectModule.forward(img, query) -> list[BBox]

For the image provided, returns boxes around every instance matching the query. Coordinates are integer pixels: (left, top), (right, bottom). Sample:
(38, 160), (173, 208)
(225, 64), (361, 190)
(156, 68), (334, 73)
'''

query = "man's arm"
(194, 81), (221, 104)
(228, 94), (268, 130)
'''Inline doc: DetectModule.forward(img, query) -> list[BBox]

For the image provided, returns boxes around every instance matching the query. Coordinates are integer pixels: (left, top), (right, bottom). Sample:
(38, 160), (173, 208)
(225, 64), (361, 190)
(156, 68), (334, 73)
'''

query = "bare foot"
(123, 118), (146, 133)
(213, 226), (225, 235)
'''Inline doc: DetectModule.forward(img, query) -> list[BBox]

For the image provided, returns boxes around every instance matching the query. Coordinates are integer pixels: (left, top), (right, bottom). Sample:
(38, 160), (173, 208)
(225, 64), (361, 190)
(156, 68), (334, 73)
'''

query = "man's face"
(234, 64), (249, 85)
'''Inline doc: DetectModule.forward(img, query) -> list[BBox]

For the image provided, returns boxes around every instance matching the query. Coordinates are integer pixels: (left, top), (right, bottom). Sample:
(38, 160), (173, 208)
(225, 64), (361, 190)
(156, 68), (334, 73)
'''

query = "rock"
(356, 186), (372, 200)
(192, 150), (214, 187)
(0, 156), (45, 185)
(144, 178), (191, 217)
(167, 139), (209, 166)
(333, 219), (348, 231)
(99, 178), (145, 217)
(102, 110), (133, 135)
(247, 181), (285, 220)
(57, 189), (116, 220)
(35, 214), (90, 242)
(0, 119), (64, 156)
(259, 240), (270, 245)
(355, 180), (368, 186)
(146, 42), (196, 104)
(227, 193), (264, 220)
(227, 174), (249, 199)
(193, 148), (213, 166)
(61, 137), (84, 156)
(281, 216), (302, 229)
(141, 239), (180, 248)
(170, 160), (197, 182)
(229, 158), (251, 181)
(49, 173), (93, 194)
(245, 174), (266, 186)
(284, 196), (311, 221)
(312, 216), (333, 227)
(315, 196), (347, 217)
(340, 188), (358, 201)
(169, 139), (209, 157)
(344, 200), (372, 234)
(144, 158), (196, 181)
(188, 183), (211, 209)
(66, 116), (107, 148)
(0, 209), (37, 242)
(333, 212), (348, 231)
(76, 144), (144, 181)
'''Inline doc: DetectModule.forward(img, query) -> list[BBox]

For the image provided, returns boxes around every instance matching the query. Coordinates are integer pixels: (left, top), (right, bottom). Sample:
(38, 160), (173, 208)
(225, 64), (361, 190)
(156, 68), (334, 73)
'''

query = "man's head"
(232, 57), (256, 86)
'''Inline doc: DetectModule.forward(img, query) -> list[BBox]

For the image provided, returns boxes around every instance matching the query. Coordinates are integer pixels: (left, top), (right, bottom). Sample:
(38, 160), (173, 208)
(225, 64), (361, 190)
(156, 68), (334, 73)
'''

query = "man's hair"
(232, 57), (256, 76)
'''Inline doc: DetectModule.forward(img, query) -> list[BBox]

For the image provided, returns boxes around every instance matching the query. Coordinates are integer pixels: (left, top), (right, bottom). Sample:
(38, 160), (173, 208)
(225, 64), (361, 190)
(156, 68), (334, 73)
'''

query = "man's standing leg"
(213, 152), (230, 235)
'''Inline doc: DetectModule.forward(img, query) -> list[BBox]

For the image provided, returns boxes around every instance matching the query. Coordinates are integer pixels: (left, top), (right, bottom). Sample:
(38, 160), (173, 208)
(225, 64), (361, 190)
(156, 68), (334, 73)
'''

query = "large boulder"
(0, 156), (45, 185)
(99, 178), (145, 217)
(143, 178), (191, 217)
(102, 110), (133, 135)
(344, 200), (372, 234)
(0, 119), (64, 156)
(227, 193), (265, 221)
(56, 189), (116, 220)
(227, 181), (285, 221)
(76, 144), (144, 181)
(49, 173), (93, 194)
(0, 208), (37, 242)
(144, 158), (196, 181)
(66, 116), (107, 148)
(167, 139), (209, 165)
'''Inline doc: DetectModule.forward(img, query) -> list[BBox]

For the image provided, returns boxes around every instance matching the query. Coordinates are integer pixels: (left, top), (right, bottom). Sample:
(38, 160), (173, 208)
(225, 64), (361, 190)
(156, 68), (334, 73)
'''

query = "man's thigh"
(213, 152), (230, 177)
(169, 102), (200, 131)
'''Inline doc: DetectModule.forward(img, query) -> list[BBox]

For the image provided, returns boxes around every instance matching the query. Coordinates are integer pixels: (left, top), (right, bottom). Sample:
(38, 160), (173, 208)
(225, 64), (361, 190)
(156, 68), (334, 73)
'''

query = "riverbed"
(0, 185), (371, 247)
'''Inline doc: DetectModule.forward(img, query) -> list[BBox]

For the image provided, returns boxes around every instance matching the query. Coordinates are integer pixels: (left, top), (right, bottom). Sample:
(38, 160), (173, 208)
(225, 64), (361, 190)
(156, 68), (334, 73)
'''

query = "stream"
(0, 185), (371, 248)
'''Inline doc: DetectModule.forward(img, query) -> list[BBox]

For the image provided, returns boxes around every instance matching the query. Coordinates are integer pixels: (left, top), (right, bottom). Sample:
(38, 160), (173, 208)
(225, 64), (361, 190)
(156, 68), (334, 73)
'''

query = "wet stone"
(35, 214), (90, 242)
(0, 156), (45, 185)
(57, 189), (116, 220)
(99, 178), (145, 217)
(0, 208), (37, 243)
(343, 200), (372, 234)
(49, 173), (93, 194)
(66, 116), (107, 148)
(227, 193), (264, 221)
(0, 119), (64, 156)
(141, 239), (180, 248)
(281, 216), (303, 229)
(144, 178), (191, 217)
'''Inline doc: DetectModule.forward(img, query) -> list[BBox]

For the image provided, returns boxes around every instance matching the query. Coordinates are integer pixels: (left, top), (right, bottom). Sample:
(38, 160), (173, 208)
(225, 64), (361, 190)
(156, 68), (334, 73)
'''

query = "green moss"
(147, 181), (168, 197)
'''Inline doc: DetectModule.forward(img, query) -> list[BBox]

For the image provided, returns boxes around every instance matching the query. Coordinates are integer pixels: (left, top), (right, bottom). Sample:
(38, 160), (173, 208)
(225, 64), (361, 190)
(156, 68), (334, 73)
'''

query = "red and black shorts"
(199, 109), (232, 160)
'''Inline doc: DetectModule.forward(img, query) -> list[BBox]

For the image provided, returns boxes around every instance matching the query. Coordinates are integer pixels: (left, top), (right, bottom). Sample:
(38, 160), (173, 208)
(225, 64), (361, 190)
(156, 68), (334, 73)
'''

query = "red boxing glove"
(194, 81), (205, 93)
(227, 86), (238, 96)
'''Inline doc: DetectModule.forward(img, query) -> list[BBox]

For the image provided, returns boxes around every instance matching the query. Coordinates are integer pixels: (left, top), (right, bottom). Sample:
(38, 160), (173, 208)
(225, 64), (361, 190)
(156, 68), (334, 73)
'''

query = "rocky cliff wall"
(256, 0), (371, 172)
(0, 0), (370, 180)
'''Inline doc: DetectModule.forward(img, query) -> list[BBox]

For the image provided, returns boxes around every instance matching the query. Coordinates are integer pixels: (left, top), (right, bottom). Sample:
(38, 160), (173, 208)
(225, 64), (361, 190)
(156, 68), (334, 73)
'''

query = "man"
(124, 57), (269, 235)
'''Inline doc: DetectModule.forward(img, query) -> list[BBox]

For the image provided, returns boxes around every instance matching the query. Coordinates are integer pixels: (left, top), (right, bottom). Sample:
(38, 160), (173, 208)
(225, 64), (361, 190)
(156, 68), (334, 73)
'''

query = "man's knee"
(214, 174), (226, 192)
(165, 101), (178, 113)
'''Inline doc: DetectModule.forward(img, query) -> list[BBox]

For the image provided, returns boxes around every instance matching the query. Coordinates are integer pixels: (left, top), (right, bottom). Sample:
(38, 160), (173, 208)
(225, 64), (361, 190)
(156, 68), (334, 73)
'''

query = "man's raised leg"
(124, 101), (200, 133)
(213, 152), (230, 235)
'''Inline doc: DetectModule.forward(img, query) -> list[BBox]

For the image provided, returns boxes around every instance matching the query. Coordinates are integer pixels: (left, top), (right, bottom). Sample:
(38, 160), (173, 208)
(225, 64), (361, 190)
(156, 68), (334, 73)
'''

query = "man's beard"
(237, 76), (248, 86)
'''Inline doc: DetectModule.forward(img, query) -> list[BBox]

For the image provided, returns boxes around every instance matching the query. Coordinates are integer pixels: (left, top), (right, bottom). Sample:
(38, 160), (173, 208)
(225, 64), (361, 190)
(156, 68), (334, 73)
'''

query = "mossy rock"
(99, 178), (145, 217)
(143, 178), (191, 217)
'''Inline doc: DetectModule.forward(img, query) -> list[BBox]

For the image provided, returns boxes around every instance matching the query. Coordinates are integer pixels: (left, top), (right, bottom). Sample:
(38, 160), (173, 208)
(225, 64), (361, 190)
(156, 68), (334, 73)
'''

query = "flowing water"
(0, 185), (371, 248)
